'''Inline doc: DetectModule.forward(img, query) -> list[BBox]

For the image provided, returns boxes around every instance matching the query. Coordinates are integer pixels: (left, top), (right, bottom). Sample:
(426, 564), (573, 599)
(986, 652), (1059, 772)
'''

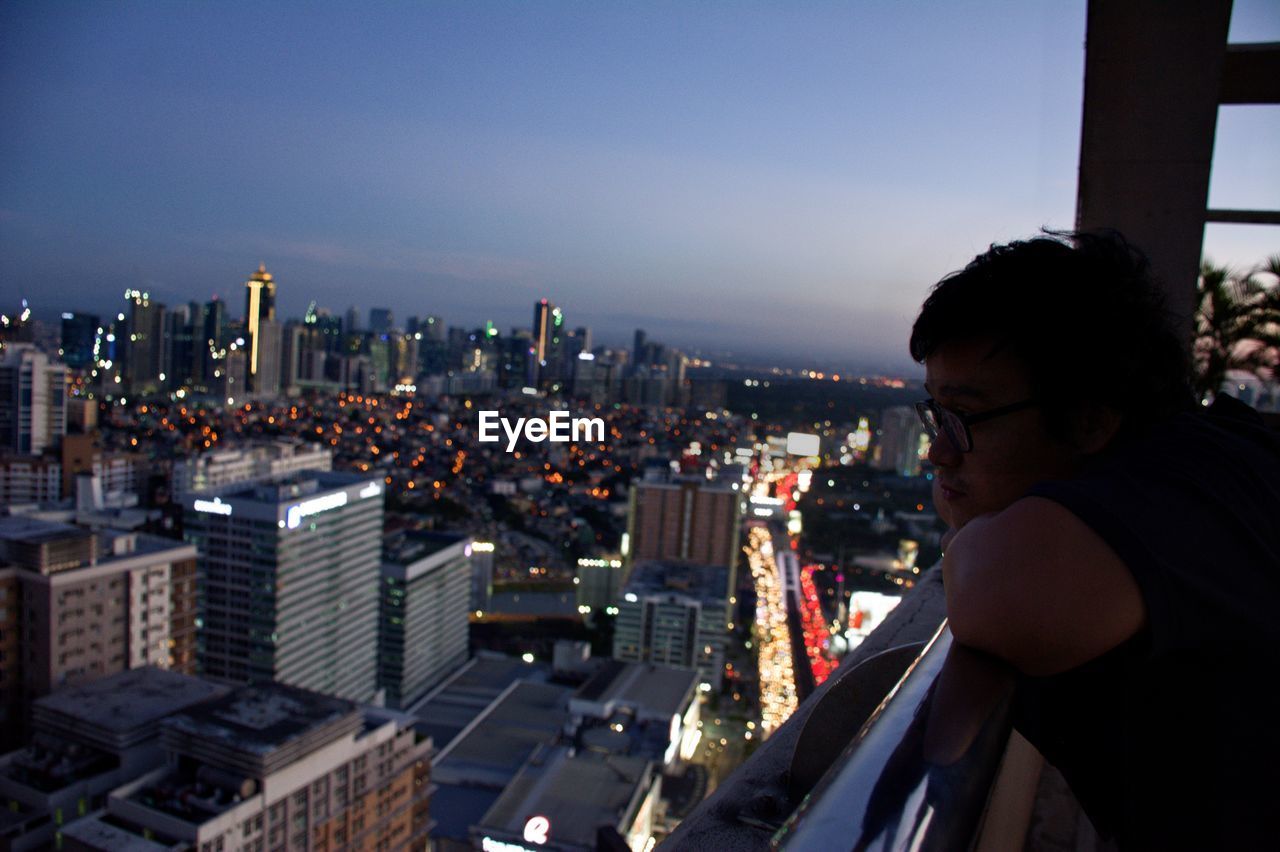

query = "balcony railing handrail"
(771, 622), (1017, 851)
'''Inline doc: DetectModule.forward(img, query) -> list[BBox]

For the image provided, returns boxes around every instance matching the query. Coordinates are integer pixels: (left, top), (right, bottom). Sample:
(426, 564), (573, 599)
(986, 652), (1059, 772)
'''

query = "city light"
(745, 524), (798, 735)
(193, 498), (232, 516)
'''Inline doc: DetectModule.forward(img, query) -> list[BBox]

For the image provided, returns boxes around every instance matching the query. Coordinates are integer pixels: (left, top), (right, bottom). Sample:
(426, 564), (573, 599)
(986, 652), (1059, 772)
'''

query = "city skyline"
(2, 1), (1278, 372)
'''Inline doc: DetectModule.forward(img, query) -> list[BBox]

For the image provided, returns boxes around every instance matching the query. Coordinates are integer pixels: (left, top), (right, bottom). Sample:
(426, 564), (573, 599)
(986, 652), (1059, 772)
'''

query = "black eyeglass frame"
(914, 397), (1039, 453)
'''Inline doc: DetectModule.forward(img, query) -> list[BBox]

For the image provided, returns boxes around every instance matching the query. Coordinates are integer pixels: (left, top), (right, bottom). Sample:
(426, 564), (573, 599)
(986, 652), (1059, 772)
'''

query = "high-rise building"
(161, 303), (195, 390)
(625, 475), (742, 603)
(58, 312), (100, 370)
(0, 518), (199, 747)
(243, 264), (277, 394)
(390, 330), (418, 385)
(529, 299), (564, 388)
(416, 316), (448, 376)
(871, 406), (929, 477)
(0, 343), (67, 455)
(369, 307), (394, 335)
(470, 540), (495, 612)
(419, 314), (445, 340)
(251, 318), (282, 396)
(184, 472), (384, 702)
(190, 298), (227, 390)
(280, 319), (306, 392)
(59, 682), (432, 852)
(121, 289), (165, 394)
(576, 555), (625, 615)
(612, 561), (729, 690)
(379, 532), (472, 709)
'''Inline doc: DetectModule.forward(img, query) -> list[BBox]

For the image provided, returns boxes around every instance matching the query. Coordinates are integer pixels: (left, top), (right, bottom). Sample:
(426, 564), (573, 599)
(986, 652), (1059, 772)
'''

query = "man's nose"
(927, 431), (961, 466)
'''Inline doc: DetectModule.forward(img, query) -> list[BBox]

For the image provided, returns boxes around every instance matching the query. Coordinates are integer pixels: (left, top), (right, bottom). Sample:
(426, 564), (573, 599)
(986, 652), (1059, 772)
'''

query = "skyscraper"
(162, 304), (194, 390)
(59, 312), (100, 370)
(191, 297), (227, 389)
(379, 532), (473, 708)
(0, 343), (67, 455)
(244, 264), (277, 394)
(369, 307), (394, 335)
(185, 471), (384, 702)
(625, 475), (743, 602)
(529, 299), (564, 388)
(122, 289), (165, 394)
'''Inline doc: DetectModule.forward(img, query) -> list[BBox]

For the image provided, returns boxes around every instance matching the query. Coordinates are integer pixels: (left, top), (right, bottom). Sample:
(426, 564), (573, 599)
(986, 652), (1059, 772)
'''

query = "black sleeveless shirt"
(1020, 395), (1280, 850)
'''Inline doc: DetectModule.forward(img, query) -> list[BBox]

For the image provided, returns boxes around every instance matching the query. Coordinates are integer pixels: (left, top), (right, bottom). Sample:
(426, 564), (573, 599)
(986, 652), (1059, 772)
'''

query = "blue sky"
(2, 1), (1277, 371)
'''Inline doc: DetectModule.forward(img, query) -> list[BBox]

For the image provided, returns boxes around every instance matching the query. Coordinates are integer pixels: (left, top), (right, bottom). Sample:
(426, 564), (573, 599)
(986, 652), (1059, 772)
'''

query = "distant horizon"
(3, 1), (1276, 377)
(18, 260), (931, 375)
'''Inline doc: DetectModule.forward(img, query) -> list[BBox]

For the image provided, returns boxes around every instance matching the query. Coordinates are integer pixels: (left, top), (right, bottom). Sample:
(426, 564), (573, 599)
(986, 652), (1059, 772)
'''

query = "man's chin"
(933, 487), (969, 530)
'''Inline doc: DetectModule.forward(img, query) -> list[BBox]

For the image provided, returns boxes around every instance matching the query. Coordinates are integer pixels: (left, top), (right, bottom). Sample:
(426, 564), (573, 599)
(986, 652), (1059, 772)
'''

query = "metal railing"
(771, 623), (1019, 851)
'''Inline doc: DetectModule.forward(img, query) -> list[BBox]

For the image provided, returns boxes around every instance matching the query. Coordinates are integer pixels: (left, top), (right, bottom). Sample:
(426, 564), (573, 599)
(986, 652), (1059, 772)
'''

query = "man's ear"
(1069, 404), (1122, 454)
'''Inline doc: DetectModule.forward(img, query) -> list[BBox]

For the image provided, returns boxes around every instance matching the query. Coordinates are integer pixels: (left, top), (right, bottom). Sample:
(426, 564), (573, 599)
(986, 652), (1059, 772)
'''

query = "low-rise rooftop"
(383, 530), (467, 565)
(475, 745), (653, 851)
(572, 660), (697, 723)
(59, 813), (183, 852)
(32, 667), (229, 753)
(407, 653), (549, 749)
(160, 683), (360, 778)
(624, 560), (728, 600)
(433, 681), (572, 788)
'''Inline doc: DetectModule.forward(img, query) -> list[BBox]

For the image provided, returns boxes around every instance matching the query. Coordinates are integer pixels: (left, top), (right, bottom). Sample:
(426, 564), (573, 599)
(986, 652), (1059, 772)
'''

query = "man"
(910, 231), (1279, 849)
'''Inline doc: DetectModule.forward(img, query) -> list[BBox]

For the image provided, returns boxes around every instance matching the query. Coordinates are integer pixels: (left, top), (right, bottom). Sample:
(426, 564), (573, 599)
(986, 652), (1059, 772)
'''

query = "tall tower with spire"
(244, 264), (278, 394)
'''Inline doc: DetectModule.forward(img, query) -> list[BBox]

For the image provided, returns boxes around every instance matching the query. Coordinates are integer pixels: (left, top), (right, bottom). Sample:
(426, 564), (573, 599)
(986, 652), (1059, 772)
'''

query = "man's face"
(924, 337), (1079, 530)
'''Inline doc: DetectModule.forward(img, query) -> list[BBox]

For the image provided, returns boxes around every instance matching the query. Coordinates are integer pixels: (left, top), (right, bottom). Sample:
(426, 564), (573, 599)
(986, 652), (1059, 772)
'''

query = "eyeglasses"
(914, 397), (1039, 453)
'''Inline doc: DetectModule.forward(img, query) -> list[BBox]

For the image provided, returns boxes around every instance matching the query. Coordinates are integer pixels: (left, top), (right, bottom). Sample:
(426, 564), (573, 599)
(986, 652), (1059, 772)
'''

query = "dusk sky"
(2, 1), (1277, 372)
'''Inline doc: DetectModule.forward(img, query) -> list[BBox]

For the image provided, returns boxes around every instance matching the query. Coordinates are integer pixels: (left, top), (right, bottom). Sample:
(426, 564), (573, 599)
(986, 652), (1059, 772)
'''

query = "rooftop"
(0, 734), (116, 794)
(428, 783), (506, 844)
(383, 530), (467, 565)
(407, 653), (549, 750)
(0, 517), (193, 573)
(573, 660), (697, 723)
(433, 680), (573, 788)
(477, 745), (653, 850)
(160, 683), (360, 777)
(0, 515), (84, 544)
(59, 814), (182, 852)
(624, 560), (728, 601)
(32, 667), (229, 752)
(219, 469), (367, 504)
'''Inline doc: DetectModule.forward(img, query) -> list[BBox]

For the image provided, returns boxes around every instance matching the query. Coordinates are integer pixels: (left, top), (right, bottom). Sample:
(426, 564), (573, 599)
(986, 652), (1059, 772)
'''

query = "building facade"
(170, 441), (332, 500)
(185, 472), (383, 702)
(60, 683), (432, 852)
(612, 561), (729, 690)
(244, 264), (278, 396)
(0, 518), (199, 749)
(625, 476), (742, 603)
(0, 344), (67, 455)
(379, 532), (473, 709)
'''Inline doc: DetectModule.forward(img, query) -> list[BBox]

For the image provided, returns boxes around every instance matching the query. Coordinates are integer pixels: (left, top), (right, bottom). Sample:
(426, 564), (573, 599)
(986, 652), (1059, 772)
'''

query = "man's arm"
(942, 496), (1147, 677)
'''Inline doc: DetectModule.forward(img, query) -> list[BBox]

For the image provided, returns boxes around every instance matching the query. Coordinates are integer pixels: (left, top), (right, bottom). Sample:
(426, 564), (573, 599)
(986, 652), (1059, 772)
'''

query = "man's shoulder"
(943, 498), (1146, 677)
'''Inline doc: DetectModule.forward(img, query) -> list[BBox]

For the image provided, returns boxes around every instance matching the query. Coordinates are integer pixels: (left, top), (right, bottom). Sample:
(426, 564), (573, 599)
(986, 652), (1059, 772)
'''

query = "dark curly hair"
(909, 230), (1195, 441)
